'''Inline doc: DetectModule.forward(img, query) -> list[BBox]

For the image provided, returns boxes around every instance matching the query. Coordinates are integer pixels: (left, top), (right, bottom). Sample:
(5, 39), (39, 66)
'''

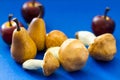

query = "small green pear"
(11, 18), (37, 63)
(28, 8), (46, 51)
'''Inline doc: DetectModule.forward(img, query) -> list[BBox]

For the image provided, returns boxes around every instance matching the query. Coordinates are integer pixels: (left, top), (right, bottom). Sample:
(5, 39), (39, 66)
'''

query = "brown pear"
(11, 18), (37, 63)
(28, 15), (46, 51)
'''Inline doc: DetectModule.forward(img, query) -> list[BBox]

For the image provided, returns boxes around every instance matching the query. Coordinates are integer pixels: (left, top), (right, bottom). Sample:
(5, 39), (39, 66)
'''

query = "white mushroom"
(23, 59), (43, 70)
(46, 47), (60, 59)
(75, 31), (96, 46)
(22, 47), (60, 76)
(76, 31), (117, 61)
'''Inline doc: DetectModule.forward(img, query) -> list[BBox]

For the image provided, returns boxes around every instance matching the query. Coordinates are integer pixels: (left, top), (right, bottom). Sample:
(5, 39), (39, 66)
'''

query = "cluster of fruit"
(9, 16), (68, 63)
(0, 0), (68, 71)
(0, 0), (117, 77)
(0, 1), (116, 46)
(23, 32), (117, 76)
(1, 0), (44, 45)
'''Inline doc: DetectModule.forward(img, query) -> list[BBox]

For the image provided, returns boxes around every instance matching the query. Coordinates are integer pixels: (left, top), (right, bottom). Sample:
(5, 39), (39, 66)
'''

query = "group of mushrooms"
(23, 31), (117, 76)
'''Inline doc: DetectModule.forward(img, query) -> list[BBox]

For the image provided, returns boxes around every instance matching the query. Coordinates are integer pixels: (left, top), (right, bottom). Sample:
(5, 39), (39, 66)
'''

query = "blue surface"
(0, 0), (120, 80)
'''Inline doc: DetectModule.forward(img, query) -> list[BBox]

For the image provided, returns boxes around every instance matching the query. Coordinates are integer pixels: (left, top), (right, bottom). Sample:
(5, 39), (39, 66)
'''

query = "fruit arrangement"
(1, 14), (24, 45)
(0, 0), (117, 77)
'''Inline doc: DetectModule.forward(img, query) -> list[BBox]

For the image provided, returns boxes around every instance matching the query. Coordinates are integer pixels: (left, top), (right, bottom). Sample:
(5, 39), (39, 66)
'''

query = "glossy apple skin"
(92, 16), (115, 36)
(1, 21), (23, 45)
(21, 1), (44, 23)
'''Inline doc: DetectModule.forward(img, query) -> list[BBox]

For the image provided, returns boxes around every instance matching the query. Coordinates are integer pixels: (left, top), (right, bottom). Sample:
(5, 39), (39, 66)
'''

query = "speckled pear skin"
(11, 27), (37, 63)
(28, 18), (46, 51)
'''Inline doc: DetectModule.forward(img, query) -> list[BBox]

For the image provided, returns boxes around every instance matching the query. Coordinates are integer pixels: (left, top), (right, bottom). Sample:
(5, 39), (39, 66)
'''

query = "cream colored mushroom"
(75, 31), (96, 46)
(46, 47), (60, 59)
(58, 39), (89, 72)
(22, 47), (60, 76)
(88, 33), (117, 61)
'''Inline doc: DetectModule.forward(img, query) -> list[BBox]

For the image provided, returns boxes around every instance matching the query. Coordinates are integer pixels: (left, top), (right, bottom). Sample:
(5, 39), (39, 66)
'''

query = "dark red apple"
(21, 0), (44, 23)
(0, 14), (23, 45)
(92, 7), (115, 36)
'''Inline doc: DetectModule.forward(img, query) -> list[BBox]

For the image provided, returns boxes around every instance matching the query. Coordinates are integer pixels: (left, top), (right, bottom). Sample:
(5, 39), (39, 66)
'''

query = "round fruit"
(21, 0), (44, 23)
(92, 7), (115, 36)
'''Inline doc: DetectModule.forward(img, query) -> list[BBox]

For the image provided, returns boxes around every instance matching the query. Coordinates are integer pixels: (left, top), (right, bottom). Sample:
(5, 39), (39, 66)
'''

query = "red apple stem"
(104, 7), (110, 19)
(38, 5), (44, 18)
(12, 18), (20, 31)
(32, 0), (36, 6)
(8, 14), (13, 26)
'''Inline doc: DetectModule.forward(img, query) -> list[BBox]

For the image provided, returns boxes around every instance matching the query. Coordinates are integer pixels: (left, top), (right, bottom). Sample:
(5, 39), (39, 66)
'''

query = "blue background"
(0, 0), (120, 80)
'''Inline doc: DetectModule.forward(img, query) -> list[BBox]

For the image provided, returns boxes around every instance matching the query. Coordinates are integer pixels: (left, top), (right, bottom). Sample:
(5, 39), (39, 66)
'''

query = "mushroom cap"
(43, 48), (60, 76)
(46, 30), (68, 48)
(59, 39), (89, 72)
(88, 33), (116, 61)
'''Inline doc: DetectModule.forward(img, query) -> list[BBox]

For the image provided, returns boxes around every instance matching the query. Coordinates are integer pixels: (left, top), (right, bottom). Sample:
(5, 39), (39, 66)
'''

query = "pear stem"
(38, 5), (43, 18)
(32, 0), (35, 6)
(104, 7), (110, 19)
(8, 14), (13, 26)
(13, 18), (20, 31)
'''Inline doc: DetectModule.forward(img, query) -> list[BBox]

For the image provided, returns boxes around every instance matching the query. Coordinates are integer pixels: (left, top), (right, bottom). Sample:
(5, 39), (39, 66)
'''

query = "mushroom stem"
(8, 14), (13, 26)
(75, 31), (96, 46)
(46, 47), (60, 59)
(104, 7), (110, 19)
(22, 47), (60, 76)
(12, 18), (20, 31)
(22, 59), (43, 70)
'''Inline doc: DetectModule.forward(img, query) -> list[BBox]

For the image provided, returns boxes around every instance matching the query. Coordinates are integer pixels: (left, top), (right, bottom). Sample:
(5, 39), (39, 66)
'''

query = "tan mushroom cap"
(43, 48), (60, 76)
(59, 39), (89, 72)
(88, 33), (117, 61)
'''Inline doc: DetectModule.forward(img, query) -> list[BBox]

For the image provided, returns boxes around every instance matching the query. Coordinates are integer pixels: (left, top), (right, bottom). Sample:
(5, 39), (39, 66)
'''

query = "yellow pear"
(28, 16), (46, 51)
(11, 18), (37, 63)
